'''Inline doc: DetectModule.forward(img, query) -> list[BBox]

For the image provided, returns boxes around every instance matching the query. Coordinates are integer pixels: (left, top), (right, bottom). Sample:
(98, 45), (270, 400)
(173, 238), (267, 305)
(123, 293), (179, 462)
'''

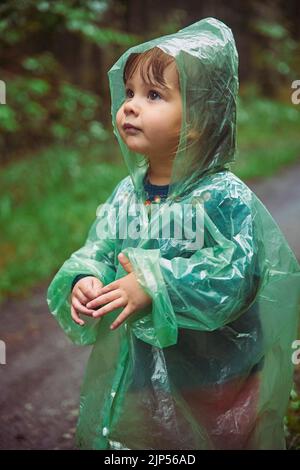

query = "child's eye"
(148, 90), (161, 100)
(124, 88), (162, 101)
(125, 88), (134, 99)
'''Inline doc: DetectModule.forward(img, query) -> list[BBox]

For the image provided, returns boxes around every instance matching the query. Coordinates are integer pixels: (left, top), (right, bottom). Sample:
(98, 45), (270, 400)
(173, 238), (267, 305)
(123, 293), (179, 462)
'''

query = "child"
(47, 17), (300, 450)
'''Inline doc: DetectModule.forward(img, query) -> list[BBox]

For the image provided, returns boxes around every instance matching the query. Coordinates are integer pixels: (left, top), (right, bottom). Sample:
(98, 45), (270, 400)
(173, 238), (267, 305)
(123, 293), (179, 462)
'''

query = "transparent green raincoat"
(47, 17), (300, 449)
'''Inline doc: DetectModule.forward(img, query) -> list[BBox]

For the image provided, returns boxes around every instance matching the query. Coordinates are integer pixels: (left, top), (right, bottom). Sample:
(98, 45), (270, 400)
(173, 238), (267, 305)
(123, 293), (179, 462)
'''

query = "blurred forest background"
(0, 0), (300, 449)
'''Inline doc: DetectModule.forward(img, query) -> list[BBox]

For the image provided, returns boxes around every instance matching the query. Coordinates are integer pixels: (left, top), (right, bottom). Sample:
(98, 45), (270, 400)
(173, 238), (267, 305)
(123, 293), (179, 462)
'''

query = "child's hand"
(71, 276), (103, 326)
(86, 253), (152, 330)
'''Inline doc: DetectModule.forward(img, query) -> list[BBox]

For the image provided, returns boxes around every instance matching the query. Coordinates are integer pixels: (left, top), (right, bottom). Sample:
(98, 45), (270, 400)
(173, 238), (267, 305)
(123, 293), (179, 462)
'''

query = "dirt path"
(1, 161), (300, 449)
(0, 283), (91, 449)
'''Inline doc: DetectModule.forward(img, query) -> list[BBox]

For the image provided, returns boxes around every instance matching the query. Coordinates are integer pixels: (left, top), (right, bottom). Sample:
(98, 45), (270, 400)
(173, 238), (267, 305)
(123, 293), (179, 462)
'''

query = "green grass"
(0, 142), (128, 302)
(0, 94), (300, 302)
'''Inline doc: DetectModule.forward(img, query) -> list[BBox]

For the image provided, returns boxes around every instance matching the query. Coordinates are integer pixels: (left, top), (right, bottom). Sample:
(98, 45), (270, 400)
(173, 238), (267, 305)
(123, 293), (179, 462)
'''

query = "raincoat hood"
(108, 17), (238, 200)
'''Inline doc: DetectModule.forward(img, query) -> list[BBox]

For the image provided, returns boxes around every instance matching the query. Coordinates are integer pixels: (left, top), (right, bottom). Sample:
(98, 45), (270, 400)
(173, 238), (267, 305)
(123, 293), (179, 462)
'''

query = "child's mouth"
(124, 127), (141, 134)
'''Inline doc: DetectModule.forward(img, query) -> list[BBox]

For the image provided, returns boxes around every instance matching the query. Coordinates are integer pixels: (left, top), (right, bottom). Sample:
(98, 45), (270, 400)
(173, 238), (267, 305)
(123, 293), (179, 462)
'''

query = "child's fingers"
(80, 287), (95, 299)
(72, 297), (95, 316)
(71, 304), (84, 326)
(81, 285), (103, 300)
(76, 288), (89, 304)
(118, 253), (133, 273)
(92, 297), (126, 318)
(110, 305), (131, 330)
(86, 289), (122, 309)
(90, 285), (103, 299)
(91, 277), (104, 292)
(98, 280), (119, 295)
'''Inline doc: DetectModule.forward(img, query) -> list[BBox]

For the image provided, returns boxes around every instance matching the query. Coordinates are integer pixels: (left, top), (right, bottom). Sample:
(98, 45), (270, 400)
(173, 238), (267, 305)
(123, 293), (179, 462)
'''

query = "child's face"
(116, 60), (182, 162)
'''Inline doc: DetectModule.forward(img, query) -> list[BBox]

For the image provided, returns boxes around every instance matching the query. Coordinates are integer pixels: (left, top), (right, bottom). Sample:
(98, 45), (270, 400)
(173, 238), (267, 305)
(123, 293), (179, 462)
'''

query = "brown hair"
(123, 47), (179, 91)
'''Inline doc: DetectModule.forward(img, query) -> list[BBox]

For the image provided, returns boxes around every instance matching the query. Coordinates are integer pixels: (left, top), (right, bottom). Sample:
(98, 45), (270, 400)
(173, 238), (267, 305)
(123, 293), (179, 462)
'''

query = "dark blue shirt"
(143, 172), (169, 202)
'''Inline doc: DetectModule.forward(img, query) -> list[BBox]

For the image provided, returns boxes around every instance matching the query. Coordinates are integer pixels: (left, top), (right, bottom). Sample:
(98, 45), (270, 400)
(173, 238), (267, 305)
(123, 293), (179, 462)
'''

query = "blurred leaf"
(254, 20), (287, 40)
(0, 106), (19, 132)
(27, 78), (50, 96)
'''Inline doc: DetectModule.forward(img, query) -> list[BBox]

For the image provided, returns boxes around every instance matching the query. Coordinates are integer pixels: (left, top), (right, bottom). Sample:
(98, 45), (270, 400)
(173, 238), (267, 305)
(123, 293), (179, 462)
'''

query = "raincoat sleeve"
(47, 181), (123, 346)
(123, 190), (260, 348)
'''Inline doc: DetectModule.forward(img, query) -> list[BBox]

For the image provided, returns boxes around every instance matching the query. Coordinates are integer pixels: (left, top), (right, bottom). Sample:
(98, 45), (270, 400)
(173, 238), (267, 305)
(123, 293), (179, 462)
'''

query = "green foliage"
(0, 106), (18, 132)
(0, 53), (108, 155)
(0, 0), (138, 46)
(0, 0), (140, 161)
(233, 86), (300, 179)
(250, 18), (300, 94)
(286, 386), (300, 449)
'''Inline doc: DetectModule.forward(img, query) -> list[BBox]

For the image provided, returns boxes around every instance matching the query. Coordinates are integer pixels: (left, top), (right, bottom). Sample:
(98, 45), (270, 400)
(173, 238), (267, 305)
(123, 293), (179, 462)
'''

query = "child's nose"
(124, 98), (141, 115)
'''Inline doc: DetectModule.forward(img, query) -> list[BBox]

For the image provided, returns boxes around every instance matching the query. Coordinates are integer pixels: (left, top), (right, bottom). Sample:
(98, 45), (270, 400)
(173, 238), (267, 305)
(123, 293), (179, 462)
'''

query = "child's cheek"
(116, 108), (123, 132)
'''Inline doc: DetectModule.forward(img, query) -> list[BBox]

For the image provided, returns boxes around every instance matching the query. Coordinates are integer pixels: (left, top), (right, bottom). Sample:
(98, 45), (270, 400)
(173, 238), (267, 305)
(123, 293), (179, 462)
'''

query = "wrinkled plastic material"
(47, 17), (300, 449)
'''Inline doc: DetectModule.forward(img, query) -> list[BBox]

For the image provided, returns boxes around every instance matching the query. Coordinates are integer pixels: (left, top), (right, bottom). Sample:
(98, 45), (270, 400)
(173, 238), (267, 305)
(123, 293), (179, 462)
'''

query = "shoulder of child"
(104, 175), (133, 205)
(191, 170), (252, 208)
